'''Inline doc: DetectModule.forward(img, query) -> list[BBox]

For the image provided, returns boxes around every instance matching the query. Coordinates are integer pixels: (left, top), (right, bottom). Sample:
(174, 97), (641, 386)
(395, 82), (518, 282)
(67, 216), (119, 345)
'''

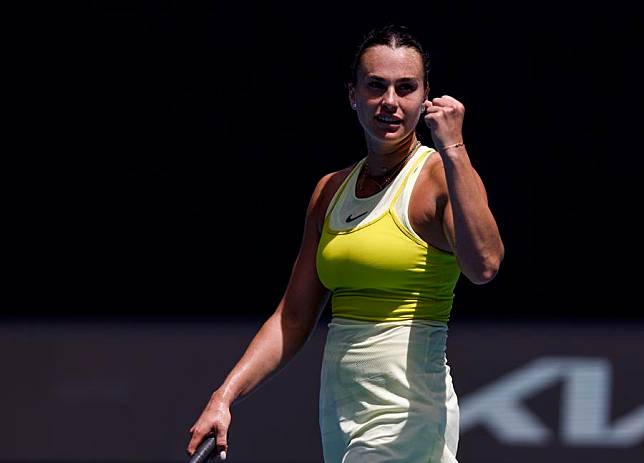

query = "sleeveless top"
(315, 144), (461, 323)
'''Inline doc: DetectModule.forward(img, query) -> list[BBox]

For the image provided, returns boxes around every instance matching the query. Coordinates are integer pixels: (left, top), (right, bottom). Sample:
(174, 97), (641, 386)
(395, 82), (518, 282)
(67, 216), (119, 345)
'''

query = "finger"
(431, 96), (448, 106)
(216, 425), (228, 455)
(423, 105), (445, 118)
(439, 94), (462, 106)
(423, 108), (445, 129)
(425, 104), (456, 120)
(431, 96), (459, 108)
(424, 104), (442, 113)
(187, 428), (207, 455)
(432, 95), (465, 112)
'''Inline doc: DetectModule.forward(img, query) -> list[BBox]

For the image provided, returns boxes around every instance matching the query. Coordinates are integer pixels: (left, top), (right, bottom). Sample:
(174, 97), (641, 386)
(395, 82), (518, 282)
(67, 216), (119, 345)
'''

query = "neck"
(364, 133), (419, 175)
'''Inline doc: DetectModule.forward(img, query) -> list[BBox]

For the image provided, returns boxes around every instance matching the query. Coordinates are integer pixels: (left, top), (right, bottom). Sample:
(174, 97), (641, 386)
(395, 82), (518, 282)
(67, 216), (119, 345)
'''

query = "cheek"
(405, 104), (422, 121)
(355, 109), (371, 128)
(408, 100), (424, 118)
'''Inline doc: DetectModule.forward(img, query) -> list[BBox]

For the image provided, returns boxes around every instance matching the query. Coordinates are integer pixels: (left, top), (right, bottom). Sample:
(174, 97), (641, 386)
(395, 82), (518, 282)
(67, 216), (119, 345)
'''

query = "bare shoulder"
(419, 149), (449, 198)
(425, 149), (489, 202)
(408, 150), (450, 239)
(310, 163), (357, 234)
(421, 148), (485, 185)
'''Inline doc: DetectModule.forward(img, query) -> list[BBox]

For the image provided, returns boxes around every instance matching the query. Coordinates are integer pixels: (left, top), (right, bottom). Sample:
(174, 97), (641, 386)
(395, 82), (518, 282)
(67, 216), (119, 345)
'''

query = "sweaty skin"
(187, 42), (504, 460)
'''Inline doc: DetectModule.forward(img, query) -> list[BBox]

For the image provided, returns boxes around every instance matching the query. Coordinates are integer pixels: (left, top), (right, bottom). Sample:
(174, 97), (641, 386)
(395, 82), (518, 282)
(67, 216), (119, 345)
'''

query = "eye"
(398, 84), (416, 93)
(368, 81), (384, 89)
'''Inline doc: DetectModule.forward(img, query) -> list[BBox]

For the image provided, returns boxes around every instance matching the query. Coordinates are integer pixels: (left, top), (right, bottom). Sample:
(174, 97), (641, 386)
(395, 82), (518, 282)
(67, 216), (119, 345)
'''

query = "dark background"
(4, 1), (642, 321)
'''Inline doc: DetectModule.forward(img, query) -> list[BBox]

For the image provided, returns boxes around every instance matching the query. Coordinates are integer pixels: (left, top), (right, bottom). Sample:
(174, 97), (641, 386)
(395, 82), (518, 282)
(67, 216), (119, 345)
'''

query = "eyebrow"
(367, 75), (419, 83)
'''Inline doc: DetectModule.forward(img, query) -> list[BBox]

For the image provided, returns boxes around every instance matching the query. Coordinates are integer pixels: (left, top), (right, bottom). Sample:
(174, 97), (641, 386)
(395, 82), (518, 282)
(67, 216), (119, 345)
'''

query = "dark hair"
(347, 24), (430, 89)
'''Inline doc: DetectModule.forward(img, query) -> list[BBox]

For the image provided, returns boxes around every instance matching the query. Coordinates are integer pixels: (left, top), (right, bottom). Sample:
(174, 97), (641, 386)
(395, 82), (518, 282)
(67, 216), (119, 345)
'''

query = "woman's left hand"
(422, 95), (465, 151)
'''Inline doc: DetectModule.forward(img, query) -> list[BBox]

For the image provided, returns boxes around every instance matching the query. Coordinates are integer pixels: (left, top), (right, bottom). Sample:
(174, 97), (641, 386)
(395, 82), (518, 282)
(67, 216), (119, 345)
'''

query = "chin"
(369, 126), (412, 143)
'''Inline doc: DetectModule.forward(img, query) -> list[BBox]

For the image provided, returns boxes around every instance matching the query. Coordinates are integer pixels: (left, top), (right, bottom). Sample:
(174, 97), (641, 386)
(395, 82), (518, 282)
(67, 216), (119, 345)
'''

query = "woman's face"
(349, 45), (428, 144)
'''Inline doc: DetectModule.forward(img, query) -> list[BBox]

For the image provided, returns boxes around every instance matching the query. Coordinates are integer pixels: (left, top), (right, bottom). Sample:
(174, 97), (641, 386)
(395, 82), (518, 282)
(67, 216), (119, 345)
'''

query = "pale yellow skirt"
(319, 316), (459, 463)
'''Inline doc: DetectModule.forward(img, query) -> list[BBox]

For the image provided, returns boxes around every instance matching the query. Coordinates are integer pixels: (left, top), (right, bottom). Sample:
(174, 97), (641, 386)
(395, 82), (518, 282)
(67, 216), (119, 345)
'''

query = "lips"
(375, 115), (402, 124)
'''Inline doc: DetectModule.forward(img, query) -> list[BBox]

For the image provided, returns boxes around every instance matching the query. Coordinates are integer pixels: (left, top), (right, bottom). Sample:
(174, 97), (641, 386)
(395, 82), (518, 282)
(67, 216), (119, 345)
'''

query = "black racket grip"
(188, 435), (218, 463)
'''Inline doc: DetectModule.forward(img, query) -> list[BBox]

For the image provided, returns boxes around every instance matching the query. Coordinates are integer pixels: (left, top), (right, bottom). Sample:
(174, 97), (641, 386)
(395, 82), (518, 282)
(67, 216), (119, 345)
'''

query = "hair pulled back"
(347, 24), (430, 89)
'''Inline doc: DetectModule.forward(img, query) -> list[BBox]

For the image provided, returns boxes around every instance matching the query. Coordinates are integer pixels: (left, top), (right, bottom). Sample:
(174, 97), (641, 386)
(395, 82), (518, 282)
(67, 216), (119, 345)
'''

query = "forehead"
(358, 45), (423, 81)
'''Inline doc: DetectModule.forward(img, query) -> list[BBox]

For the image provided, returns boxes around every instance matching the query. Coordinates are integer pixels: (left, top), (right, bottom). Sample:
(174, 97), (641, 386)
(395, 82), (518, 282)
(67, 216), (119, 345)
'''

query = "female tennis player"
(187, 24), (504, 462)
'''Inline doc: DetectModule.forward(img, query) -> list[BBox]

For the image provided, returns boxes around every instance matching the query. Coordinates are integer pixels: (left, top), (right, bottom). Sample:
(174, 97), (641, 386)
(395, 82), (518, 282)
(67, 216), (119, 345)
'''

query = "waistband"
(329, 316), (448, 328)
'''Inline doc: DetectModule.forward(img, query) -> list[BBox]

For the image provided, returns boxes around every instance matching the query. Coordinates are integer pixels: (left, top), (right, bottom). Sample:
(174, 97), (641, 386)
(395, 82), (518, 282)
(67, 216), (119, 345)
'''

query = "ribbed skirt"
(319, 317), (459, 463)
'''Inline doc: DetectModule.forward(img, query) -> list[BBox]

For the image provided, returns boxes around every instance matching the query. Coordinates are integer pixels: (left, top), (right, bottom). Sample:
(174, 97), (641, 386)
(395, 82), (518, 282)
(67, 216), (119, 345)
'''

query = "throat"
(355, 176), (388, 199)
(356, 140), (421, 197)
(365, 137), (420, 172)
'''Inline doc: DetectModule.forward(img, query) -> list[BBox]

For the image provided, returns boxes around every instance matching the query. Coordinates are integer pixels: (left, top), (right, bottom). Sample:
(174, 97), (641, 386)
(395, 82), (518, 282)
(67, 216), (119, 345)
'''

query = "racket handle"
(188, 435), (224, 463)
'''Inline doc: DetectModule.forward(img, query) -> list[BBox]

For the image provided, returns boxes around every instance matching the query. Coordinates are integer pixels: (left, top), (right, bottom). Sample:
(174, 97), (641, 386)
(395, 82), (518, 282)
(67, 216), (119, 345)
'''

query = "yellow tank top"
(316, 145), (461, 323)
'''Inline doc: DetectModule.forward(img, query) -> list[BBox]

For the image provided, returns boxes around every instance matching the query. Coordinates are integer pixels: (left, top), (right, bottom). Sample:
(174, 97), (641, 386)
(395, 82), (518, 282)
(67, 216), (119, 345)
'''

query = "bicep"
(439, 166), (489, 253)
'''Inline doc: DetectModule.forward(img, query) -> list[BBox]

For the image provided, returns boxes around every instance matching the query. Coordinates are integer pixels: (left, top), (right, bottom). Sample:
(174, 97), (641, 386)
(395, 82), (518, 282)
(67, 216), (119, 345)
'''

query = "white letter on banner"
(460, 357), (644, 447)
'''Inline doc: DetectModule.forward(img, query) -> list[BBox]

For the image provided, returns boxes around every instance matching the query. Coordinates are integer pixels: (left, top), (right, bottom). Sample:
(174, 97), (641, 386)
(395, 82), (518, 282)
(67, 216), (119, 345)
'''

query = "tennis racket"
(188, 435), (226, 462)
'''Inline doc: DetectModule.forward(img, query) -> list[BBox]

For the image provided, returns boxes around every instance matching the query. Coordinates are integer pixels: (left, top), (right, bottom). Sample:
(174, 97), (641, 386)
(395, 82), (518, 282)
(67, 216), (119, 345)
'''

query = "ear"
(348, 82), (356, 109)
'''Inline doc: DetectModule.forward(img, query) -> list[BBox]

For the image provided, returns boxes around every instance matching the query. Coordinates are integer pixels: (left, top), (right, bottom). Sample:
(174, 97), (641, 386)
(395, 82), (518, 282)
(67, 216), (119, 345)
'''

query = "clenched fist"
(422, 95), (465, 151)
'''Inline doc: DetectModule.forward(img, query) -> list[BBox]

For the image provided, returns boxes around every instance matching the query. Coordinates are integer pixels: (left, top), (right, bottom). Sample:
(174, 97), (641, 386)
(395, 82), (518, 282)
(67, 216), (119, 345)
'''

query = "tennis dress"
(315, 144), (461, 463)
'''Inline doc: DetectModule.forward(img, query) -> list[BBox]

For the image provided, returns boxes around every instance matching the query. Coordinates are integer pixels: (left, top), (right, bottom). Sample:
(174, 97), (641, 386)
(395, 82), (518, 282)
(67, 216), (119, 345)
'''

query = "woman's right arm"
(186, 172), (335, 458)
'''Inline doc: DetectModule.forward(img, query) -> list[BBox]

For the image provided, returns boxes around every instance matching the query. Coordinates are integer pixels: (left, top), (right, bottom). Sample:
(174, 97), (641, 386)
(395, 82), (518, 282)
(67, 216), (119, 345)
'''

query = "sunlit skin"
(186, 42), (505, 462)
(348, 45), (428, 174)
(344, 43), (503, 281)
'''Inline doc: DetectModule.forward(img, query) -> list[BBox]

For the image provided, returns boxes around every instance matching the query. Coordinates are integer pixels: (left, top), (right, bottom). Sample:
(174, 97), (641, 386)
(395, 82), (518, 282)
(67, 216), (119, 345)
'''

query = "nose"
(381, 86), (397, 111)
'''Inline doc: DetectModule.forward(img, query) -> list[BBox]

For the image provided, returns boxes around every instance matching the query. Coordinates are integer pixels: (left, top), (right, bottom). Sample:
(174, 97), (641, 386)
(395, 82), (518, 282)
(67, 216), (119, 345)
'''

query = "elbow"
(470, 267), (499, 285)
(466, 252), (503, 285)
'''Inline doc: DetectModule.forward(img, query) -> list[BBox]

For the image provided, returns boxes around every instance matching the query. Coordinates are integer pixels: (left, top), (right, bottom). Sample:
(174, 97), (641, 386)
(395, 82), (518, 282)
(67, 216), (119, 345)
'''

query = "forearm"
(213, 311), (311, 407)
(441, 147), (504, 283)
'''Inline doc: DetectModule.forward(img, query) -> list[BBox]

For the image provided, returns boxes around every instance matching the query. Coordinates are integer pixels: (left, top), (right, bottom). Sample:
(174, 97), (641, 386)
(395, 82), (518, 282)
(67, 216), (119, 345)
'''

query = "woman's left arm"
(423, 95), (505, 284)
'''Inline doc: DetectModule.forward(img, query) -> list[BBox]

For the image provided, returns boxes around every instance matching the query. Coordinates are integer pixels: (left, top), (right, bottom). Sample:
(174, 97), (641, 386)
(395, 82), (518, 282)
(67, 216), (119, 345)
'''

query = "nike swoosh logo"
(346, 211), (368, 223)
